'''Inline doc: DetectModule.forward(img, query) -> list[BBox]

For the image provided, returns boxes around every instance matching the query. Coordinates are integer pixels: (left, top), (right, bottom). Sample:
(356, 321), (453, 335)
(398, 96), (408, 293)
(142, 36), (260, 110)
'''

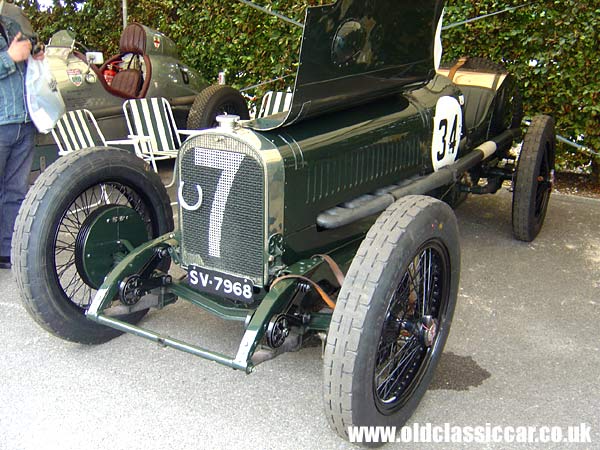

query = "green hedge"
(18, 0), (320, 87)
(443, 1), (599, 175)
(17, 0), (599, 175)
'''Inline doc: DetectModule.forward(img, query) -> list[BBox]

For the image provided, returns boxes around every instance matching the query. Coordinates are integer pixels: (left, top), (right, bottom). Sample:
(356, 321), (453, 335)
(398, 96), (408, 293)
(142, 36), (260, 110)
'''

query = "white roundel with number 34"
(431, 96), (463, 172)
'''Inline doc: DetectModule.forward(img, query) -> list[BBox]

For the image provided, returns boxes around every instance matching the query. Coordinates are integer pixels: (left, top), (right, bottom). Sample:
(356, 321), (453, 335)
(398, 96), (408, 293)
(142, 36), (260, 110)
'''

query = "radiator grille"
(179, 135), (265, 285)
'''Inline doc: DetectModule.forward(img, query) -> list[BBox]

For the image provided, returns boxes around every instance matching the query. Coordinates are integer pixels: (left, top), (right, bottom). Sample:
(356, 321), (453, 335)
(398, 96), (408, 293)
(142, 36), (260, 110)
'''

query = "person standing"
(0, 13), (43, 269)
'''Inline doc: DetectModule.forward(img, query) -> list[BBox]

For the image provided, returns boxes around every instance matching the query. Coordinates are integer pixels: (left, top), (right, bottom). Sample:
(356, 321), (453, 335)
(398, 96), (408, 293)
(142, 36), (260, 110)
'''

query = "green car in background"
(33, 22), (248, 170)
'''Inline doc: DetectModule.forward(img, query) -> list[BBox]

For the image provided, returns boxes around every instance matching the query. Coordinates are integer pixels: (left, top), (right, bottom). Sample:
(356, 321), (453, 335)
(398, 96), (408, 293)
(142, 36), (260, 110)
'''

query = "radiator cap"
(216, 114), (240, 131)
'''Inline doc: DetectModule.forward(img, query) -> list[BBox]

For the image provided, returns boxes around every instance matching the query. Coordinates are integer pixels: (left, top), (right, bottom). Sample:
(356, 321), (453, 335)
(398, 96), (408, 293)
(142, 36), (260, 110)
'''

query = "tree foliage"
(443, 0), (599, 175)
(15, 0), (599, 174)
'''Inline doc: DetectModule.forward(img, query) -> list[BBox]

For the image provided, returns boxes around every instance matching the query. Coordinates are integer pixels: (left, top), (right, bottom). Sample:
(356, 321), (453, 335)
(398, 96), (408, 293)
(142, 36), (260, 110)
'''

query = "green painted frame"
(85, 231), (360, 373)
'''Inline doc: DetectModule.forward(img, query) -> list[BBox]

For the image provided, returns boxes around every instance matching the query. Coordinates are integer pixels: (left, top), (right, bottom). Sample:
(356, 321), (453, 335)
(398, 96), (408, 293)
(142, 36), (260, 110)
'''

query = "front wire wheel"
(13, 148), (174, 344)
(323, 196), (460, 441)
(374, 240), (450, 413)
(53, 182), (154, 309)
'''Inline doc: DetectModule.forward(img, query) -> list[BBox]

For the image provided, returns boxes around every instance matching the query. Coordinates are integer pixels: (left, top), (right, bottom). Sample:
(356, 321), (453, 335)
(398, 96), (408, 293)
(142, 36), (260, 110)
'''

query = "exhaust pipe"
(317, 128), (521, 229)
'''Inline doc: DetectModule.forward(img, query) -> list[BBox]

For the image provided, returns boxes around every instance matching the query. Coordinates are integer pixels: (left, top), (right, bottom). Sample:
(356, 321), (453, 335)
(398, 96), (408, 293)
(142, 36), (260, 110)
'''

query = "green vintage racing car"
(13, 0), (555, 443)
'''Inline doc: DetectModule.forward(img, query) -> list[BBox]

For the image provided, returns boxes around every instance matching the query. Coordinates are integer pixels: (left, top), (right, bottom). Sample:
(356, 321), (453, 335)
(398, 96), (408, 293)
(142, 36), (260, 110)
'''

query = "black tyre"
(186, 85), (250, 129)
(12, 147), (174, 344)
(323, 195), (460, 442)
(512, 115), (555, 242)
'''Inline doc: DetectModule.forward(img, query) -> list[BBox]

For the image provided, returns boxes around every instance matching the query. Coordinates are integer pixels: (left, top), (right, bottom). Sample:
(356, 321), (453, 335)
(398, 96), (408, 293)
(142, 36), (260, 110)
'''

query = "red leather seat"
(99, 23), (152, 99)
(111, 69), (143, 98)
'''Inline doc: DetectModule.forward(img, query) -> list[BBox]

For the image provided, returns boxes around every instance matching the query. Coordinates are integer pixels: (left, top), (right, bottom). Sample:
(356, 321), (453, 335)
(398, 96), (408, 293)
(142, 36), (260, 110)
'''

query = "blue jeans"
(0, 122), (35, 257)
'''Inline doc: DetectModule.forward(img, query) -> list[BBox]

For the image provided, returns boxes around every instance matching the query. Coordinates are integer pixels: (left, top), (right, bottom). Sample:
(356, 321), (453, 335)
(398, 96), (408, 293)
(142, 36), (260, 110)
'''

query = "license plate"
(187, 266), (254, 302)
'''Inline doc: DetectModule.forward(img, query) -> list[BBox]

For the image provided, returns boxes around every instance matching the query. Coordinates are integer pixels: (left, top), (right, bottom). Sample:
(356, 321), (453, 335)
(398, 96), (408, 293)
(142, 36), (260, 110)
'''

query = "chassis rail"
(85, 232), (353, 373)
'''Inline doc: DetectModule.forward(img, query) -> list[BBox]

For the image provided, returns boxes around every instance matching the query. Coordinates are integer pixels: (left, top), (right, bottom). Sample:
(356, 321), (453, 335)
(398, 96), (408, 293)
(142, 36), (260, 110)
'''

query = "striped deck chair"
(257, 90), (294, 118)
(52, 109), (134, 208)
(52, 109), (104, 155)
(51, 109), (134, 155)
(122, 97), (202, 187)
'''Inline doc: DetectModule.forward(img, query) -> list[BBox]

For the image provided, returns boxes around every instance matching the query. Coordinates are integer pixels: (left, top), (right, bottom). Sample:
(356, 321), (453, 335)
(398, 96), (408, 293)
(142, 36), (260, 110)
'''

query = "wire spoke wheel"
(534, 144), (552, 219)
(512, 115), (555, 242)
(211, 101), (240, 127)
(374, 241), (449, 413)
(13, 148), (173, 344)
(53, 182), (154, 310)
(187, 85), (250, 130)
(324, 196), (460, 440)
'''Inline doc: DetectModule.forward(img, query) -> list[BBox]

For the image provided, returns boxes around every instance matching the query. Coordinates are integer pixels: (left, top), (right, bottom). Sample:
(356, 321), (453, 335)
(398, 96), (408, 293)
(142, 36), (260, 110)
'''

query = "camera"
(20, 33), (44, 56)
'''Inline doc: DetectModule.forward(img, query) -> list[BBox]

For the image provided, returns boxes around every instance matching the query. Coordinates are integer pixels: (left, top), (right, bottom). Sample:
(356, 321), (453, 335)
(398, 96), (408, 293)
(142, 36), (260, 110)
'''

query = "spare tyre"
(186, 85), (250, 129)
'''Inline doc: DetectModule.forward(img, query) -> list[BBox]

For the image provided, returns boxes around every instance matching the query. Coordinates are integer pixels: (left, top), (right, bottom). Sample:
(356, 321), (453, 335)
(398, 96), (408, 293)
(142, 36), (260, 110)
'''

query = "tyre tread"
(512, 115), (555, 241)
(187, 85), (249, 129)
(12, 148), (173, 344)
(323, 196), (451, 438)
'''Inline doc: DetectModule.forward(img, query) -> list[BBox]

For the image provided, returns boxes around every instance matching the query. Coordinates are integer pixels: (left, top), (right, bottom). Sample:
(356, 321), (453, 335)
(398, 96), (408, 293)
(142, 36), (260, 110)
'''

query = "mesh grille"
(179, 135), (265, 285)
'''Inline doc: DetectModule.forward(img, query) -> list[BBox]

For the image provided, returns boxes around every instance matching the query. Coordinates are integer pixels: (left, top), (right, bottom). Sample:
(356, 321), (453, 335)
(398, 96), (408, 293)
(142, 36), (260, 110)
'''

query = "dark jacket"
(0, 15), (28, 125)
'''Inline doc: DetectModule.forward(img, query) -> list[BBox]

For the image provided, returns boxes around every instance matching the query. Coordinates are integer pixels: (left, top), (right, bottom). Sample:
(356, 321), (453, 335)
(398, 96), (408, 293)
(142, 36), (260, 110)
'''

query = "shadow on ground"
(430, 352), (491, 391)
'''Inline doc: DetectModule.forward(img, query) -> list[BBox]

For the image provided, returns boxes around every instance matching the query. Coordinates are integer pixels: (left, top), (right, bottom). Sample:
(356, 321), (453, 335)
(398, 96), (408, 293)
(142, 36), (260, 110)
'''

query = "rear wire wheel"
(12, 148), (174, 344)
(323, 196), (460, 441)
(512, 115), (556, 242)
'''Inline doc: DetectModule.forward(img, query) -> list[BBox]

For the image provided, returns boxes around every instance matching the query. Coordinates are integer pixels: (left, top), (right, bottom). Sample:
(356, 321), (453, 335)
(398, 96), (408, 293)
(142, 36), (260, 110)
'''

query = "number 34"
(431, 96), (463, 172)
(437, 115), (459, 161)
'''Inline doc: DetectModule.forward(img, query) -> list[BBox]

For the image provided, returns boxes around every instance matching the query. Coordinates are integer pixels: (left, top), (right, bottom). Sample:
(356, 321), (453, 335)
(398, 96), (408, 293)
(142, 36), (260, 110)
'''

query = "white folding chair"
(122, 97), (202, 187)
(257, 90), (293, 118)
(51, 109), (137, 210)
(51, 109), (136, 155)
(51, 109), (145, 209)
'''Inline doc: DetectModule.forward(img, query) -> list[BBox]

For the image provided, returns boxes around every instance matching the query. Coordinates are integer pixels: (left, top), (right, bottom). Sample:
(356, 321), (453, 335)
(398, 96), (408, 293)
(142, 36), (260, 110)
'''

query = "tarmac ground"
(1, 189), (599, 449)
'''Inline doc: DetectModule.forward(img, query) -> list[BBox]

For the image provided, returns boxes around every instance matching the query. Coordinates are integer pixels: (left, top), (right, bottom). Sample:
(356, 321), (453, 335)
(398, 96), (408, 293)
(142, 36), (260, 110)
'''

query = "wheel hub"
(419, 316), (438, 347)
(74, 205), (148, 289)
(119, 275), (144, 306)
(266, 314), (290, 348)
